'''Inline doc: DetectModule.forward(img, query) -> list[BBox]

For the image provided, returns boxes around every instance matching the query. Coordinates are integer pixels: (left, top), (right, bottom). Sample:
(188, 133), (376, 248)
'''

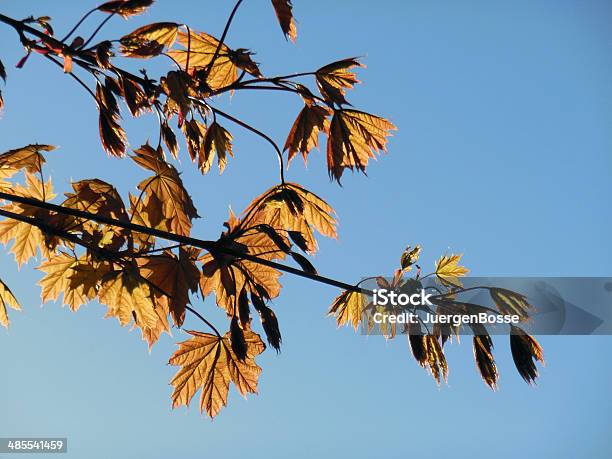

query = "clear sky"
(1, 1), (611, 458)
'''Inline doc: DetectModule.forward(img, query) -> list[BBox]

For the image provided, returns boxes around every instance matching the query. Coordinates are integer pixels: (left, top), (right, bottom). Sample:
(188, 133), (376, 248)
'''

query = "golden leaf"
(327, 109), (396, 183)
(0, 174), (55, 267)
(490, 288), (533, 321)
(271, 0), (297, 42)
(0, 144), (56, 176)
(168, 31), (261, 90)
(38, 252), (108, 311)
(240, 183), (337, 253)
(199, 122), (233, 174)
(131, 144), (199, 236)
(284, 104), (331, 165)
(120, 22), (179, 58)
(400, 244), (421, 272)
(435, 254), (469, 288)
(98, 268), (158, 330)
(0, 278), (20, 328)
(316, 57), (363, 105)
(169, 329), (265, 418)
(138, 248), (200, 327)
(328, 289), (367, 330)
(424, 335), (448, 384)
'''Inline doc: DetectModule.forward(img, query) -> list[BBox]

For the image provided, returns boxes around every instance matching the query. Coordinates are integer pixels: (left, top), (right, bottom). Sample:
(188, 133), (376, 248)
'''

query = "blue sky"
(0, 1), (611, 458)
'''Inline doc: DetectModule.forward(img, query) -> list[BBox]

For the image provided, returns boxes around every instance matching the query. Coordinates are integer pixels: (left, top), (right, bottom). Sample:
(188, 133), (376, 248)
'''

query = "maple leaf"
(510, 326), (544, 385)
(400, 244), (421, 272)
(316, 58), (363, 105)
(240, 183), (337, 253)
(490, 287), (533, 321)
(199, 122), (233, 174)
(131, 144), (199, 236)
(328, 289), (367, 330)
(0, 278), (20, 328)
(284, 104), (331, 165)
(38, 252), (109, 311)
(98, 267), (158, 330)
(327, 109), (395, 183)
(97, 81), (127, 157)
(119, 75), (150, 117)
(95, 41), (114, 69)
(120, 22), (179, 58)
(128, 192), (169, 250)
(0, 174), (55, 266)
(169, 329), (265, 418)
(199, 253), (282, 314)
(271, 0), (297, 42)
(435, 254), (469, 288)
(0, 144), (55, 176)
(98, 0), (154, 18)
(168, 31), (261, 90)
(138, 247), (200, 327)
(161, 70), (195, 120)
(472, 326), (498, 390)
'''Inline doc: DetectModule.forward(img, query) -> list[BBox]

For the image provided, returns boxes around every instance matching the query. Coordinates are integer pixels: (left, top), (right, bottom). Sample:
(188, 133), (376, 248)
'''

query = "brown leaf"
(120, 22), (179, 58)
(95, 41), (114, 69)
(97, 82), (127, 157)
(138, 248), (200, 327)
(327, 109), (395, 183)
(0, 144), (56, 176)
(240, 183), (337, 253)
(168, 31), (261, 90)
(316, 57), (363, 105)
(98, 0), (154, 18)
(38, 252), (109, 311)
(251, 293), (282, 352)
(284, 104), (331, 165)
(161, 120), (179, 158)
(472, 325), (498, 390)
(0, 58), (6, 82)
(328, 289), (367, 330)
(98, 267), (158, 330)
(0, 278), (20, 328)
(271, 0), (297, 42)
(131, 144), (199, 236)
(199, 122), (233, 174)
(119, 75), (150, 116)
(169, 329), (265, 418)
(510, 326), (545, 385)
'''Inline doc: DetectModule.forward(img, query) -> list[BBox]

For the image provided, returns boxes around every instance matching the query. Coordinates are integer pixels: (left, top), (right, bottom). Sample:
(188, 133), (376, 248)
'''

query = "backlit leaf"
(199, 122), (233, 174)
(0, 278), (20, 328)
(328, 289), (367, 330)
(271, 0), (297, 42)
(327, 109), (395, 183)
(120, 22), (179, 58)
(285, 104), (330, 165)
(316, 57), (363, 105)
(0, 144), (56, 175)
(98, 0), (154, 18)
(131, 144), (199, 236)
(138, 247), (200, 327)
(435, 254), (469, 288)
(169, 329), (265, 418)
(510, 326), (544, 385)
(168, 31), (261, 90)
